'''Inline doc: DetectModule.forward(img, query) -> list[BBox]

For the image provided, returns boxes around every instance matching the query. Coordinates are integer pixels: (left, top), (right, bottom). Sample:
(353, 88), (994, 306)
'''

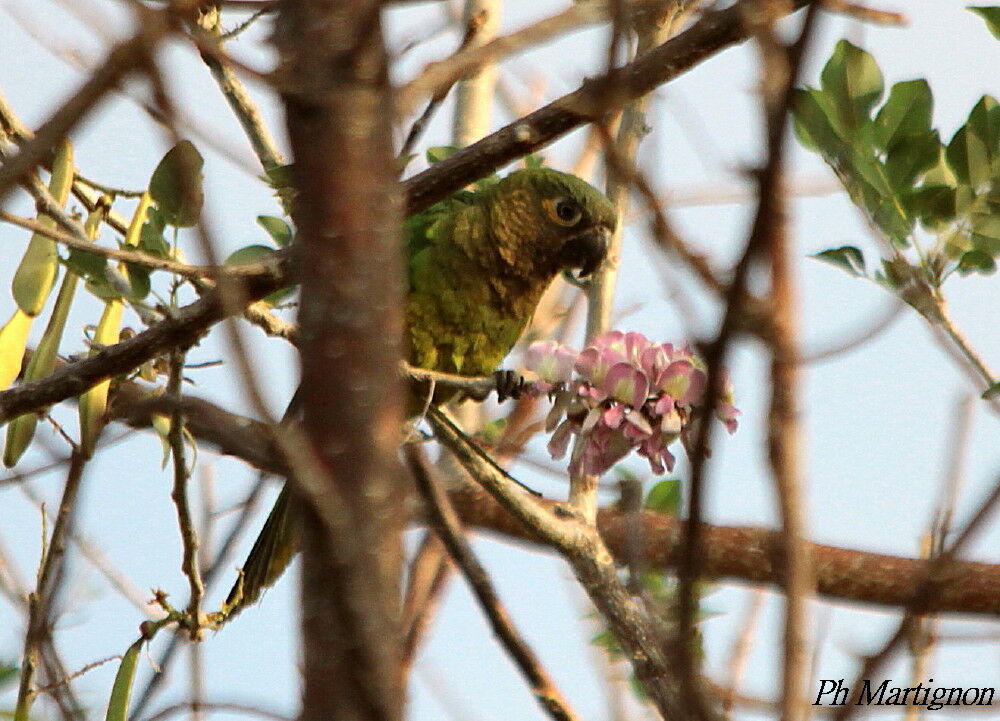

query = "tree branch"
(402, 0), (811, 216)
(104, 390), (1000, 617)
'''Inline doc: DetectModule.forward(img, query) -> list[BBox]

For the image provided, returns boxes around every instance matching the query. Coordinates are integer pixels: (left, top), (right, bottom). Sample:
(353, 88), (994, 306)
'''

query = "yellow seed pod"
(11, 140), (74, 316)
(0, 310), (32, 390)
(4, 275), (79, 467)
(78, 300), (124, 457)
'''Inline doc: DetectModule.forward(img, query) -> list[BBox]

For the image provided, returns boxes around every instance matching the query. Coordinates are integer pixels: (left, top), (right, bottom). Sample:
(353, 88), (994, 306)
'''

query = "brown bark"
(275, 2), (404, 721)
(106, 391), (1000, 617)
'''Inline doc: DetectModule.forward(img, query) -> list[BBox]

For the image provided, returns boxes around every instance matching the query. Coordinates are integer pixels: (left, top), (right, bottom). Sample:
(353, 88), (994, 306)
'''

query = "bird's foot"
(493, 370), (527, 402)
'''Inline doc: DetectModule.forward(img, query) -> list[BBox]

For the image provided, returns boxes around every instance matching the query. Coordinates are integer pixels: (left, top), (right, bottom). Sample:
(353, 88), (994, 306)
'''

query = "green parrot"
(225, 167), (617, 615)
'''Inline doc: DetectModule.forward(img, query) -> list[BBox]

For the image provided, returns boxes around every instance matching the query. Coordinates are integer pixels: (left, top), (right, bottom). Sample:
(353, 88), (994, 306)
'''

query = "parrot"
(224, 167), (617, 616)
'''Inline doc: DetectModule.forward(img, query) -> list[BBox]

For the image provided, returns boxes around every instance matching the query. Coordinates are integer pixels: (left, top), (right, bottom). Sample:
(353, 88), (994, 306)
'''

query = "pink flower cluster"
(524, 331), (739, 477)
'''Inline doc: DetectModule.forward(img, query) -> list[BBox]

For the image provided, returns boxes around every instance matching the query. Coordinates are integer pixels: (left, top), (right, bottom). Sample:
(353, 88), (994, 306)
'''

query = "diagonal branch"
(0, 256), (288, 423)
(102, 390), (1000, 617)
(402, 0), (812, 216)
(405, 445), (582, 721)
(0, 5), (174, 202)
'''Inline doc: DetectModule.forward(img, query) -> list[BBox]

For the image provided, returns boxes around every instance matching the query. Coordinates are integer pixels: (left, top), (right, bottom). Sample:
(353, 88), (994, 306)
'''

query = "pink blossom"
(525, 331), (739, 478)
(525, 340), (577, 383)
(601, 362), (649, 408)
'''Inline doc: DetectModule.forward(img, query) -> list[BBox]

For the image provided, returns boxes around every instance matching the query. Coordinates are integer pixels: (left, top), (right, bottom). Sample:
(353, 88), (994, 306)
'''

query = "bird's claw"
(493, 370), (526, 402)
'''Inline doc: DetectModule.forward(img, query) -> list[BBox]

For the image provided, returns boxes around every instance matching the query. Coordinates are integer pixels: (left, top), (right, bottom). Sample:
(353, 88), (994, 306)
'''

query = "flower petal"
(574, 347), (602, 382)
(524, 340), (577, 382)
(547, 419), (575, 460)
(602, 403), (625, 429)
(624, 331), (651, 362)
(602, 363), (649, 408)
(581, 406), (603, 434)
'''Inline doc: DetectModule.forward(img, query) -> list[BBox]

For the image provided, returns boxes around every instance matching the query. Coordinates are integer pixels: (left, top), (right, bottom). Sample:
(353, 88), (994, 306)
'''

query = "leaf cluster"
(794, 35), (1000, 285)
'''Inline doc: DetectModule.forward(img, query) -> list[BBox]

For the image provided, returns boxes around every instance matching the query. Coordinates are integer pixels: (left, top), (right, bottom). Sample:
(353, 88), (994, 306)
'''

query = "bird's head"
(487, 168), (617, 281)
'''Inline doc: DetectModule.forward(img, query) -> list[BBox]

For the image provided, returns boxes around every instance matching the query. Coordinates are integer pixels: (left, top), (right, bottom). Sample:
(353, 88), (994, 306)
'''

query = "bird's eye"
(549, 197), (582, 226)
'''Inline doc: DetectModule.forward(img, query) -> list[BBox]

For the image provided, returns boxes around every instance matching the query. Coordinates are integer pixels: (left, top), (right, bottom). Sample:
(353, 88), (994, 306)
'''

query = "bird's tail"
(224, 484), (298, 617)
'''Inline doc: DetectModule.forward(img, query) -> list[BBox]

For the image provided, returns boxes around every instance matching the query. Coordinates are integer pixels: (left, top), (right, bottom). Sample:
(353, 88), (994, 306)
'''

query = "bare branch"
(405, 445), (582, 721)
(0, 5), (173, 202)
(403, 0), (812, 216)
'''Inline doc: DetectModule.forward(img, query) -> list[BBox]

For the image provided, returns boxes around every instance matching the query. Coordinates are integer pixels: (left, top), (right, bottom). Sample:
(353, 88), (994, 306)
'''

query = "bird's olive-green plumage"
(225, 168), (616, 616)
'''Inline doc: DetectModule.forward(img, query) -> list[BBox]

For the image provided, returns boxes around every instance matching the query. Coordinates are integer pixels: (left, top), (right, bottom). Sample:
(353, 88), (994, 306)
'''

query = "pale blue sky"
(1, 2), (998, 721)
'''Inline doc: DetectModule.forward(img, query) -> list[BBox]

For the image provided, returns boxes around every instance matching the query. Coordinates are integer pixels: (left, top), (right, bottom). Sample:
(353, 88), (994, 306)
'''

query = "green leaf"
(473, 174), (500, 191)
(874, 80), (933, 151)
(957, 249), (996, 275)
(85, 278), (124, 302)
(947, 97), (999, 189)
(644, 479), (682, 515)
(64, 247), (108, 279)
(884, 130), (941, 188)
(425, 146), (459, 164)
(968, 6), (1000, 39)
(983, 380), (1000, 399)
(906, 184), (957, 226)
(148, 140), (204, 228)
(227, 246), (290, 305)
(265, 164), (294, 191)
(813, 246), (867, 277)
(139, 234), (169, 261)
(256, 215), (293, 247)
(124, 262), (151, 301)
(395, 152), (417, 174)
(820, 40), (883, 134)
(971, 211), (1000, 253)
(522, 153), (546, 169)
(792, 88), (842, 154)
(105, 639), (143, 721)
(0, 662), (18, 689)
(225, 245), (274, 266)
(923, 145), (959, 187)
(966, 95), (1000, 167)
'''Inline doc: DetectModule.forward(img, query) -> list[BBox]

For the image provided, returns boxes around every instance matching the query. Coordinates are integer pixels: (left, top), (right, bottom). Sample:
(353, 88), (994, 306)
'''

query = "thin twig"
(399, 0), (625, 116)
(400, 533), (452, 672)
(722, 591), (765, 721)
(0, 5), (172, 202)
(932, 299), (997, 391)
(401, 5), (492, 159)
(142, 701), (291, 721)
(194, 9), (286, 176)
(403, 0), (813, 216)
(801, 300), (905, 363)
(167, 347), (205, 640)
(821, 0), (906, 25)
(405, 445), (582, 721)
(18, 481), (161, 615)
(13, 452), (88, 721)
(754, 7), (821, 720)
(0, 250), (289, 423)
(428, 406), (708, 721)
(33, 656), (121, 695)
(597, 125), (730, 297)
(831, 475), (1000, 721)
(128, 478), (269, 721)
(0, 211), (276, 279)
(675, 6), (822, 721)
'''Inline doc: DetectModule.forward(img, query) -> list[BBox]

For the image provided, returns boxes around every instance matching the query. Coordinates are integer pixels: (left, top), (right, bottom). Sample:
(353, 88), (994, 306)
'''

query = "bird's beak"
(559, 225), (610, 278)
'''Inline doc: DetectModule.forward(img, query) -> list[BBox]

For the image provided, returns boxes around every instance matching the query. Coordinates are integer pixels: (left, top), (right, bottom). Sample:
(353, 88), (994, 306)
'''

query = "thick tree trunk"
(274, 2), (404, 721)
